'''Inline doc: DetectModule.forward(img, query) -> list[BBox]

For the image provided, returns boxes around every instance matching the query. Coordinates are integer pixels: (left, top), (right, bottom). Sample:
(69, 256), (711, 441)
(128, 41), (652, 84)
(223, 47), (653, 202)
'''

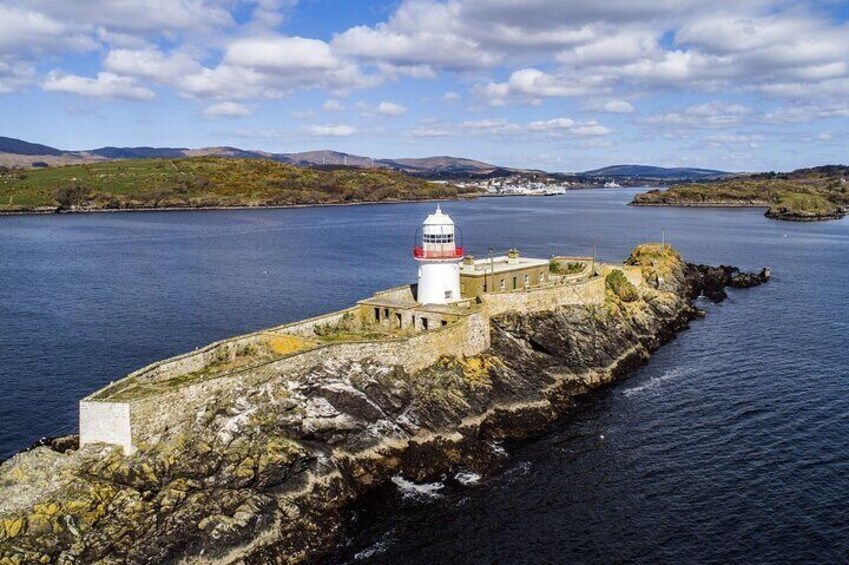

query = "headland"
(0, 235), (769, 564)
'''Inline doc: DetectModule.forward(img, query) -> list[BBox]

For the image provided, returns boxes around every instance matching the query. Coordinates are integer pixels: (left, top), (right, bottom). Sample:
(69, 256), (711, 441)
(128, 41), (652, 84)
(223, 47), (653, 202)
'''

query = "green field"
(0, 158), (479, 212)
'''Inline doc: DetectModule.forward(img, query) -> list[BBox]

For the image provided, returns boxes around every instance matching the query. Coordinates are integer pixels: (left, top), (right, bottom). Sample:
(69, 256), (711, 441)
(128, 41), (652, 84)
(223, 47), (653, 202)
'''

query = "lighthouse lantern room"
(413, 205), (464, 304)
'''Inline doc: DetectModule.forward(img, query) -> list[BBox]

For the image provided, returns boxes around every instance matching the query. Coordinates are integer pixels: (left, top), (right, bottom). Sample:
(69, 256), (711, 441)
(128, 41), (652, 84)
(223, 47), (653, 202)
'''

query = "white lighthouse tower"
(414, 205), (463, 304)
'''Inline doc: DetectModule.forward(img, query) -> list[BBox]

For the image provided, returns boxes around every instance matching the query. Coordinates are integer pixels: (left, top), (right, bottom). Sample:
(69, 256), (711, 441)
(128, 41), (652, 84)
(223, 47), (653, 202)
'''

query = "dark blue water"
(2, 191), (848, 562)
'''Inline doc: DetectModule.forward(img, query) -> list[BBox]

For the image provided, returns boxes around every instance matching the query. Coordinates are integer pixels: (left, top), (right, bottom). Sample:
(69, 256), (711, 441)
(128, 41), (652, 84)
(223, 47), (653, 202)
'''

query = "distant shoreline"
(0, 195), (480, 217)
(629, 201), (770, 209)
(0, 187), (637, 217)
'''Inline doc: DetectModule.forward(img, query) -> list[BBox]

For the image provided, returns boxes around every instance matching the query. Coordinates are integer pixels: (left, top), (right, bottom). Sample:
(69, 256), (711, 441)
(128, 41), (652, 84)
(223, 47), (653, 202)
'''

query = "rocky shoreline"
(0, 245), (768, 564)
(632, 200), (846, 222)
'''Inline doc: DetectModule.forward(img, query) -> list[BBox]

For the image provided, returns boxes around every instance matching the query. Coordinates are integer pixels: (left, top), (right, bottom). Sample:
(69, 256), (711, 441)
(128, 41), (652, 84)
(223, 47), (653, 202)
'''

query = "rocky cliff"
(0, 244), (767, 565)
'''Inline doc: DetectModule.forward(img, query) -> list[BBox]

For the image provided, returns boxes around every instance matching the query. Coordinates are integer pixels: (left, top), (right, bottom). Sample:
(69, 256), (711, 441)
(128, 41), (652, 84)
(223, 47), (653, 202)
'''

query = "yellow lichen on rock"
(0, 517), (26, 539)
(265, 334), (314, 356)
(459, 355), (501, 388)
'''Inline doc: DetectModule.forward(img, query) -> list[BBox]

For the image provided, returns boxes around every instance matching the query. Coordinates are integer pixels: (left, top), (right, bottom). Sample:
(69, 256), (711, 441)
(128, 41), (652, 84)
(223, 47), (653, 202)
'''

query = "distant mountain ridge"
(0, 136), (739, 180)
(0, 136), (501, 175)
(581, 164), (731, 180)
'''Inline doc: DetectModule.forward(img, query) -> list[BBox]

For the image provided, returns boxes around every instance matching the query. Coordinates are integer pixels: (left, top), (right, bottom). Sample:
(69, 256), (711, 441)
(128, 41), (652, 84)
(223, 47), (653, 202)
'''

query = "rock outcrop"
(0, 244), (766, 565)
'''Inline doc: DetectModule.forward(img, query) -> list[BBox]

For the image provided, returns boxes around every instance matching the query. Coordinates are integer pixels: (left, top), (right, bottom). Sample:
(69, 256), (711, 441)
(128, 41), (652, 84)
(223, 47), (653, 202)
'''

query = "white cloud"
(0, 57), (35, 93)
(323, 99), (344, 111)
(407, 126), (452, 137)
(43, 71), (155, 100)
(177, 34), (378, 100)
(644, 102), (752, 128)
(762, 103), (849, 124)
(528, 117), (576, 131)
(377, 101), (407, 116)
(442, 91), (460, 102)
(571, 123), (613, 137)
(528, 117), (612, 136)
(203, 101), (250, 118)
(303, 124), (356, 136)
(479, 68), (610, 104)
(332, 1), (500, 70)
(462, 118), (523, 134)
(104, 49), (201, 84)
(0, 5), (97, 55)
(602, 100), (634, 113)
(224, 36), (338, 71)
(23, 0), (235, 36)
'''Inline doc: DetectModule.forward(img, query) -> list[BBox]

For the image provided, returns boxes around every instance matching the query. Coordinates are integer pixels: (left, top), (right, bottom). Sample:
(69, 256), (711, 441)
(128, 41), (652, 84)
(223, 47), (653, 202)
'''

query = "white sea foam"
(355, 540), (389, 560)
(623, 367), (690, 397)
(488, 440), (507, 456)
(454, 471), (481, 486)
(391, 475), (444, 499)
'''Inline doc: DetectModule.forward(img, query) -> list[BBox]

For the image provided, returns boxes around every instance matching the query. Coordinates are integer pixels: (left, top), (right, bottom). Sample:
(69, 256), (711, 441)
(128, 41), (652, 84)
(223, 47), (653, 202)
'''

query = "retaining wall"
(483, 276), (605, 317)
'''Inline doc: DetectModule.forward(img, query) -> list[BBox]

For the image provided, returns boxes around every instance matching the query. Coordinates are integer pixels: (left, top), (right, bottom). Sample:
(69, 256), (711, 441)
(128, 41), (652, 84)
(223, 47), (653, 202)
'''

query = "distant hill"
(89, 146), (192, 159)
(285, 150), (371, 167)
(0, 136), (65, 157)
(0, 156), (482, 213)
(379, 156), (498, 174)
(0, 136), (499, 175)
(582, 164), (731, 181)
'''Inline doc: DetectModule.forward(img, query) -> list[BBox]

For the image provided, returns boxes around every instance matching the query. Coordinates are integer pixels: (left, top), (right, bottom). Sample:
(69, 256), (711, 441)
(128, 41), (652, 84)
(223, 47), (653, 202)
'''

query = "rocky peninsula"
(0, 244), (768, 564)
(631, 165), (849, 222)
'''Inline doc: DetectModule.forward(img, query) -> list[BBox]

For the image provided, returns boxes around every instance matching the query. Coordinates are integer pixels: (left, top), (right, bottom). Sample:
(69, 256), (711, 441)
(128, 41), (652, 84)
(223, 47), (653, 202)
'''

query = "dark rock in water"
(688, 264), (769, 302)
(0, 245), (768, 565)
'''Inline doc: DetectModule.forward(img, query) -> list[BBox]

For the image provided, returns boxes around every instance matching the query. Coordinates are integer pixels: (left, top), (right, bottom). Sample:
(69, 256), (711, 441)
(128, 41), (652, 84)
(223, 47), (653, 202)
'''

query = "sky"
(1, 0), (848, 172)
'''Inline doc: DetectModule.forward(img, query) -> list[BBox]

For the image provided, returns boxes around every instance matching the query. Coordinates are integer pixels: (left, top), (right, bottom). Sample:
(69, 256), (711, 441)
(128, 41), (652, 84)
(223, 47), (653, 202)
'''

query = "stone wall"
(270, 307), (362, 338)
(91, 307), (363, 397)
(79, 401), (133, 455)
(100, 311), (490, 448)
(80, 266), (618, 452)
(482, 276), (605, 317)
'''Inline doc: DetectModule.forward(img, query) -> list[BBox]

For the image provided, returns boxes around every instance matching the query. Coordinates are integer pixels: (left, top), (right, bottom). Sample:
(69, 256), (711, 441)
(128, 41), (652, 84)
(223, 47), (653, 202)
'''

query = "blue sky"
(1, 0), (848, 171)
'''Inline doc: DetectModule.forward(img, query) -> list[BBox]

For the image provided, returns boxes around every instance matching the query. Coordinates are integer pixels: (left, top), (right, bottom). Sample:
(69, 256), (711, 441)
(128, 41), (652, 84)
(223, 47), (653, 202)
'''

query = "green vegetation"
(550, 260), (586, 275)
(631, 166), (848, 221)
(605, 269), (638, 303)
(0, 157), (481, 212)
(765, 192), (843, 220)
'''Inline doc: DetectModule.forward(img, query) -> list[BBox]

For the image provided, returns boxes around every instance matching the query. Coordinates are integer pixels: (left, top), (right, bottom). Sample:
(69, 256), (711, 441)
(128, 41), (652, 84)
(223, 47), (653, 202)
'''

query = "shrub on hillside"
(606, 269), (639, 302)
(53, 184), (93, 208)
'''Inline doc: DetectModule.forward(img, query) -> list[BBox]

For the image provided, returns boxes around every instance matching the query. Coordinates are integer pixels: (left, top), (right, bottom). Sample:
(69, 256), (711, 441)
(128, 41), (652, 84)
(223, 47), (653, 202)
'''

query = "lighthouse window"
(524, 274), (530, 285)
(499, 279), (505, 290)
(423, 234), (454, 243)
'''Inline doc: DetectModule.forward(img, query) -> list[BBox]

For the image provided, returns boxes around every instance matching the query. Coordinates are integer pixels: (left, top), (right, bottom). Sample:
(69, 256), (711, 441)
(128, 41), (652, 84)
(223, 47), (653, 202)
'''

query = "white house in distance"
(413, 205), (464, 305)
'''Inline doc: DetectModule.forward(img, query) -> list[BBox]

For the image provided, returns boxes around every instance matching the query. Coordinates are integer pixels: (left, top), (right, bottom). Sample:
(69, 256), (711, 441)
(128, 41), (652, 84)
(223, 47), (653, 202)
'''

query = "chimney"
(507, 248), (520, 265)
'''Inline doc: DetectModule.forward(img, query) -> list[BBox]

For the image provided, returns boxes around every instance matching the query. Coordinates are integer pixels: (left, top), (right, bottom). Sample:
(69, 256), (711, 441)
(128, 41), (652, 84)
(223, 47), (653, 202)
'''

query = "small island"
(631, 165), (849, 222)
(0, 206), (769, 565)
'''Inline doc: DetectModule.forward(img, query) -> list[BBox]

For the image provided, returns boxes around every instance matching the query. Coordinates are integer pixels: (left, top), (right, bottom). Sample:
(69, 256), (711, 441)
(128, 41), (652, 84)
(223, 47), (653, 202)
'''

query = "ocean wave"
(454, 471), (481, 486)
(391, 475), (445, 499)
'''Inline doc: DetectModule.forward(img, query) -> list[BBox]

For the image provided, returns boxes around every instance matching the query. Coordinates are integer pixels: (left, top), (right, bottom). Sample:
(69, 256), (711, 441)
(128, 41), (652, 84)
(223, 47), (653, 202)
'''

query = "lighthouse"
(413, 205), (464, 304)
